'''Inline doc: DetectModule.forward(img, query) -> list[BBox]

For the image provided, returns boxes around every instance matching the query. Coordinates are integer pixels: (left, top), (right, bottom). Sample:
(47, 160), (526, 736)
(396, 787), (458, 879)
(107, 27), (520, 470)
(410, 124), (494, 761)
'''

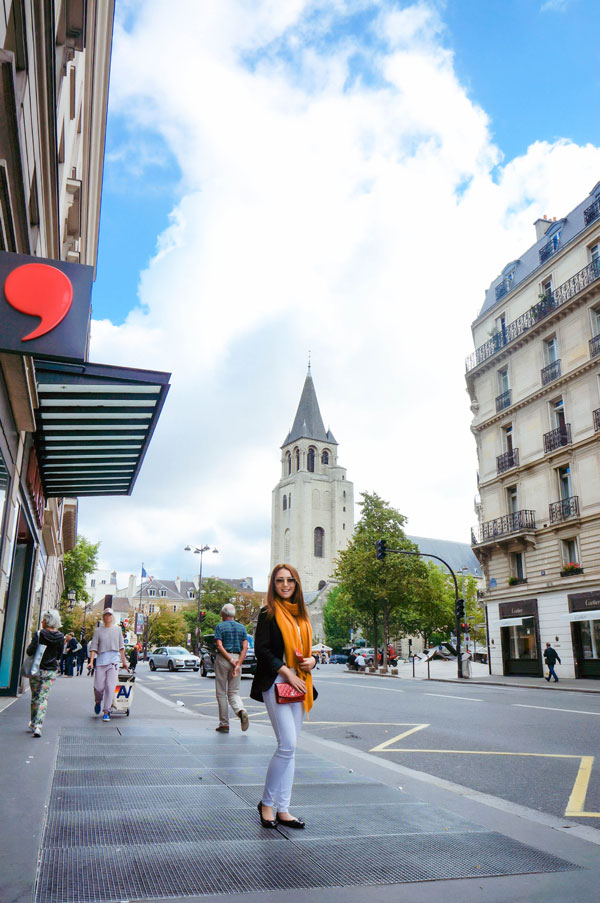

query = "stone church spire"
(270, 369), (354, 593)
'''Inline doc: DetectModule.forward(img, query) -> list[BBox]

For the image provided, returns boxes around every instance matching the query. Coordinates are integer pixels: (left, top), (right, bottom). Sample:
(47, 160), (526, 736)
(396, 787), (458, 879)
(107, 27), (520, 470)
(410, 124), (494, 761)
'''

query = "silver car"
(148, 646), (200, 672)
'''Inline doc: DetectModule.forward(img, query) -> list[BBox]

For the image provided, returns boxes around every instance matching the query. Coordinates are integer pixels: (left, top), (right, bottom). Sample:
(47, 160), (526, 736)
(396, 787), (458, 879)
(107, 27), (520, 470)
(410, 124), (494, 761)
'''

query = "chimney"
(175, 576), (181, 592)
(534, 215), (552, 242)
(128, 574), (136, 599)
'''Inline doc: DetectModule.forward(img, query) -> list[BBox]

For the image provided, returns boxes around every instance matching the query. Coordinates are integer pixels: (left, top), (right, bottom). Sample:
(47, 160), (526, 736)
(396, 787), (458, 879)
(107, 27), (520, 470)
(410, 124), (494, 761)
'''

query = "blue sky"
(83, 0), (600, 588)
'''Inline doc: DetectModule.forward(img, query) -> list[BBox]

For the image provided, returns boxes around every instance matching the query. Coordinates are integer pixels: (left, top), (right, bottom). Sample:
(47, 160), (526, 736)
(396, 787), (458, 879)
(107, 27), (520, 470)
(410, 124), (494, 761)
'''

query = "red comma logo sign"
(4, 263), (73, 341)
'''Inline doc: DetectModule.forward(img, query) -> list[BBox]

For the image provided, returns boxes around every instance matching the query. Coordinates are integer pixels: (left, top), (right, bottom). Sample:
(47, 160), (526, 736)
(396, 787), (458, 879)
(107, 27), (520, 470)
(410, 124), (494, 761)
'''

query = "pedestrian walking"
(543, 642), (561, 683)
(63, 633), (78, 677)
(128, 645), (138, 673)
(214, 603), (249, 733)
(251, 563), (317, 830)
(88, 609), (129, 721)
(26, 610), (64, 737)
(76, 638), (88, 676)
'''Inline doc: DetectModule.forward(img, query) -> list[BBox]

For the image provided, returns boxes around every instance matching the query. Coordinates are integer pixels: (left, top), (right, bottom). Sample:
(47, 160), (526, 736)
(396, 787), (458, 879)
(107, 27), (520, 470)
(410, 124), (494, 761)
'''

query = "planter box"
(561, 568), (584, 577)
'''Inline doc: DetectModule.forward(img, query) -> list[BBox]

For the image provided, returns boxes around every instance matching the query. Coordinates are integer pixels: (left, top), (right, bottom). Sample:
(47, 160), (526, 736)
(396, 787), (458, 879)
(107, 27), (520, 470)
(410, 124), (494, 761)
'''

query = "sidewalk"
(1, 672), (599, 903)
(347, 658), (600, 693)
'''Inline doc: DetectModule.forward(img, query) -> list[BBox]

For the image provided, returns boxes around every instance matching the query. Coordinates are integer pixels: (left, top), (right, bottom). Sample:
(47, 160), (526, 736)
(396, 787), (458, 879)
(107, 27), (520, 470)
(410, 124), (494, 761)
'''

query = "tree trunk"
(382, 604), (389, 668)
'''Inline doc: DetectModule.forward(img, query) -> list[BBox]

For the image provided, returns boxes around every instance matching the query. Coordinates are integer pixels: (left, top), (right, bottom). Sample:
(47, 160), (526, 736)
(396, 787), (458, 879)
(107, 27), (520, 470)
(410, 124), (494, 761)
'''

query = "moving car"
(199, 634), (257, 678)
(328, 654), (348, 664)
(148, 647), (200, 672)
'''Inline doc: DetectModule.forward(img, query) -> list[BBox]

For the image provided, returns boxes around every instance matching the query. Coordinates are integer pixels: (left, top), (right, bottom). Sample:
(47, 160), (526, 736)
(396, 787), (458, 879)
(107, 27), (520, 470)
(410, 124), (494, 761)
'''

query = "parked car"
(148, 647), (200, 672)
(328, 654), (348, 664)
(199, 634), (257, 677)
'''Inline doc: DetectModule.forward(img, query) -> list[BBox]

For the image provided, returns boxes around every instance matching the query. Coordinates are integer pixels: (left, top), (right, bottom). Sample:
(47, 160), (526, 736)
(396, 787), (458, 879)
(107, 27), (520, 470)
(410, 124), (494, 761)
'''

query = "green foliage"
(333, 492), (428, 652)
(62, 535), (99, 604)
(147, 606), (187, 647)
(182, 607), (220, 638)
(323, 586), (355, 652)
(196, 577), (235, 614)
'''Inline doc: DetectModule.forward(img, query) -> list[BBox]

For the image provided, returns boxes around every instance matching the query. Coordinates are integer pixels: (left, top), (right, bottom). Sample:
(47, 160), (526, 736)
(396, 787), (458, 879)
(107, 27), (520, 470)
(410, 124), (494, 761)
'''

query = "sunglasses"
(275, 577), (296, 585)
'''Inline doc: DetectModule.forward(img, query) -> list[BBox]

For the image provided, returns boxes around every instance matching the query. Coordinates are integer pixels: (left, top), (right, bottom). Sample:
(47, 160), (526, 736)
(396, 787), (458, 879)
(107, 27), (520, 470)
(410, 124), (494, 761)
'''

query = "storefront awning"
(491, 616), (535, 628)
(33, 359), (170, 497)
(562, 611), (600, 622)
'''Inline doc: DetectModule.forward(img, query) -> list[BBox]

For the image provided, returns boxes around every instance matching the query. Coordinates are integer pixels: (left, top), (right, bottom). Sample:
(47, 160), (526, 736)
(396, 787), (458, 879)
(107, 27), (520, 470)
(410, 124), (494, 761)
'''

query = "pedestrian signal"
(376, 539), (387, 560)
(199, 610), (207, 622)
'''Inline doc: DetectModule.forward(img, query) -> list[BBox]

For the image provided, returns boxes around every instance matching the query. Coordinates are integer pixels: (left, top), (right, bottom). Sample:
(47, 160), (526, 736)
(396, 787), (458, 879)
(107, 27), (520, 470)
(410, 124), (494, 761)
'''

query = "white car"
(148, 646), (200, 672)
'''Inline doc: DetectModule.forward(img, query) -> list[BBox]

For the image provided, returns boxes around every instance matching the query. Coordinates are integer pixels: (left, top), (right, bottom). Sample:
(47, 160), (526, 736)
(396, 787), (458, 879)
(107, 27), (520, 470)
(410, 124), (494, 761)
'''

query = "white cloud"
(82, 0), (600, 589)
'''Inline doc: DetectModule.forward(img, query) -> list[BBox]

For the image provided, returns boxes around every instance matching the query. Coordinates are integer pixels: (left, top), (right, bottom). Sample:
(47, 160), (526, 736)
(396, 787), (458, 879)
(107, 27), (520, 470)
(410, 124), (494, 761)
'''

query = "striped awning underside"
(33, 359), (170, 497)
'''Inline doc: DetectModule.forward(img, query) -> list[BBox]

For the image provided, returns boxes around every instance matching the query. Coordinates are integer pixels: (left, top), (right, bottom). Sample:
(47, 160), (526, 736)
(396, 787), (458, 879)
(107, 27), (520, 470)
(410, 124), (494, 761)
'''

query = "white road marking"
(425, 693), (482, 702)
(514, 704), (600, 716)
(321, 680), (403, 693)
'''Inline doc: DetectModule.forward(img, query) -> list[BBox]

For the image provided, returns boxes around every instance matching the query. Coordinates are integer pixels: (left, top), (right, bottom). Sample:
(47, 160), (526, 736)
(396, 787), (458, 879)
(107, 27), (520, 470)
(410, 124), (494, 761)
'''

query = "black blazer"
(250, 608), (318, 702)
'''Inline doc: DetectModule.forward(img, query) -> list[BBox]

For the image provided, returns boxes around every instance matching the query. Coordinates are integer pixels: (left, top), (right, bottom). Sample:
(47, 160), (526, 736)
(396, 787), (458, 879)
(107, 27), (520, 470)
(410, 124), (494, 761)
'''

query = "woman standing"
(250, 563), (318, 829)
(88, 608), (129, 721)
(27, 610), (64, 738)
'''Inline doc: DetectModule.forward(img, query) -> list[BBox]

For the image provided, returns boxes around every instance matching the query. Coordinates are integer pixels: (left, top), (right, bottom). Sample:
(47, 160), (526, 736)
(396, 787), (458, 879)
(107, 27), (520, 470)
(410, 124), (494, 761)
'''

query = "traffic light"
(198, 610), (206, 622)
(376, 539), (387, 560)
(455, 598), (465, 620)
(461, 622), (469, 632)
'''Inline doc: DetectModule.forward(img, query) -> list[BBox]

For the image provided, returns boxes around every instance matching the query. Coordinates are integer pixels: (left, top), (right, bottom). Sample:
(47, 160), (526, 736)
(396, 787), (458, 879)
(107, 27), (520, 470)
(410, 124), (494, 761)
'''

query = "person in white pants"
(88, 608), (129, 721)
(250, 563), (317, 829)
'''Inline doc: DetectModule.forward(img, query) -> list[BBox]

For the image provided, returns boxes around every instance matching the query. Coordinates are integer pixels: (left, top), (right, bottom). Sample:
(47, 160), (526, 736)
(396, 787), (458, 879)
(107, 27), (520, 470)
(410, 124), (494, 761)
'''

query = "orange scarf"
(273, 599), (314, 713)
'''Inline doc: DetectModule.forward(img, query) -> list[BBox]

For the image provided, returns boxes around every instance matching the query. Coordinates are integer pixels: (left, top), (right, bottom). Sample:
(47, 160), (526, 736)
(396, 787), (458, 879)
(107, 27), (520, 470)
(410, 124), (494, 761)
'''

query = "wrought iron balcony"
(465, 259), (600, 372)
(590, 334), (600, 358)
(584, 197), (600, 226)
(473, 510), (536, 545)
(541, 359), (561, 385)
(595, 408), (600, 432)
(543, 423), (571, 453)
(497, 448), (519, 474)
(495, 389), (511, 412)
(539, 236), (560, 264)
(549, 496), (579, 523)
(495, 278), (512, 302)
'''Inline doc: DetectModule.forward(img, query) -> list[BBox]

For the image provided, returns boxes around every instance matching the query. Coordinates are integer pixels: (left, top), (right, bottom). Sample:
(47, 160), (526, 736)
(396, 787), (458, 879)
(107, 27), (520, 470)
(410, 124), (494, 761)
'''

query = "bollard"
(412, 655), (415, 678)
(427, 657), (430, 680)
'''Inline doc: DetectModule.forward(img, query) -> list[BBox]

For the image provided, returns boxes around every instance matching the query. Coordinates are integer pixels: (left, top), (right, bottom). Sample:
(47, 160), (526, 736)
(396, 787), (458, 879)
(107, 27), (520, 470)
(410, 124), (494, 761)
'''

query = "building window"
(160, 589), (167, 598)
(187, 590), (195, 599)
(561, 537), (579, 566)
(149, 604), (155, 613)
(507, 486), (518, 515)
(284, 529), (291, 560)
(173, 605), (177, 613)
(541, 276), (553, 298)
(294, 448), (300, 471)
(148, 588), (156, 597)
(343, 490), (346, 498)
(314, 527), (325, 558)
(307, 447), (316, 472)
(591, 242), (600, 265)
(101, 579), (106, 585)
(90, 579), (95, 587)
(512, 552), (525, 581)
(283, 495), (287, 511)
(544, 336), (558, 364)
(288, 493), (291, 510)
(321, 450), (329, 465)
(551, 397), (566, 430)
(286, 452), (291, 475)
(558, 464), (572, 499)
(343, 523), (345, 530)
(503, 424), (514, 454)
(591, 306), (600, 339)
(497, 368), (509, 394)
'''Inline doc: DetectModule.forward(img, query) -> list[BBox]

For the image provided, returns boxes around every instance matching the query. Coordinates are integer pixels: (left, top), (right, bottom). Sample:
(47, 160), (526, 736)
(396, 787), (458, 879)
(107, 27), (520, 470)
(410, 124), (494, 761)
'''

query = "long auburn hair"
(265, 563), (308, 620)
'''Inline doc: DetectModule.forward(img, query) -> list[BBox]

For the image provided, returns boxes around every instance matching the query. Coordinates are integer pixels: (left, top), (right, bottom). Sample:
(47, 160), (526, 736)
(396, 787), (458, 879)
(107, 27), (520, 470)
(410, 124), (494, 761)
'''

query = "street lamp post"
(67, 588), (76, 612)
(184, 544), (219, 655)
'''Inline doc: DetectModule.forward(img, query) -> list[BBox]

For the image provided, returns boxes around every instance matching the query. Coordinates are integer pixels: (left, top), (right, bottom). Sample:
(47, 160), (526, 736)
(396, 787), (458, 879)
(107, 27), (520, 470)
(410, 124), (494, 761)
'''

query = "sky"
(82, 0), (600, 591)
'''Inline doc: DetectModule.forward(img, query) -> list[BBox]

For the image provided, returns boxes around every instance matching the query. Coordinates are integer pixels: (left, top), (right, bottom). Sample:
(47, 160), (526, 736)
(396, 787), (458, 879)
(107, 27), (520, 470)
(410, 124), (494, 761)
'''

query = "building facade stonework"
(466, 184), (600, 680)
(271, 369), (354, 593)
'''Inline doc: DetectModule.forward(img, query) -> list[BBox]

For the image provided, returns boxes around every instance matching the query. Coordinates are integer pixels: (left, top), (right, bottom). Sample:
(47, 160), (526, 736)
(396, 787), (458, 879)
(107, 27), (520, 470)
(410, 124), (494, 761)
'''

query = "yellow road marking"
(565, 756), (599, 817)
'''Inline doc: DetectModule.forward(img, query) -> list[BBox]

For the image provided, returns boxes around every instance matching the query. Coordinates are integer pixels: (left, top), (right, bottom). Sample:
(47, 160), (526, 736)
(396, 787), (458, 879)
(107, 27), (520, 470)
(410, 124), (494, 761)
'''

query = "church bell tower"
(270, 367), (354, 592)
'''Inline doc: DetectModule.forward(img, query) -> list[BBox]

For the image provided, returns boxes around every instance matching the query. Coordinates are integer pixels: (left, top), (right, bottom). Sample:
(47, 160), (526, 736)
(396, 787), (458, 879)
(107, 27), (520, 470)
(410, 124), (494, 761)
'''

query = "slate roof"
(477, 181), (600, 322)
(282, 370), (337, 447)
(134, 579), (197, 600)
(406, 535), (483, 579)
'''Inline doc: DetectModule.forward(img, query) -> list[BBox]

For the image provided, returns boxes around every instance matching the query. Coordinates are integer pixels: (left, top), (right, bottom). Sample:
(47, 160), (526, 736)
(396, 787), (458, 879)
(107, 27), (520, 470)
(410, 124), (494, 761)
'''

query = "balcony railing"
(539, 236), (560, 264)
(473, 509), (536, 545)
(584, 197), (600, 226)
(543, 423), (571, 453)
(465, 259), (600, 372)
(541, 359), (561, 385)
(590, 334), (600, 358)
(549, 496), (579, 523)
(595, 408), (600, 432)
(495, 389), (511, 412)
(495, 278), (512, 302)
(497, 448), (519, 474)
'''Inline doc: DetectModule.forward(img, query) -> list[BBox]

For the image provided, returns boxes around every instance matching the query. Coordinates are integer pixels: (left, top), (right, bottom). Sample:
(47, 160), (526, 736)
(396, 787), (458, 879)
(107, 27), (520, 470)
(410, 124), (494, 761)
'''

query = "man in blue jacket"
(543, 643), (561, 682)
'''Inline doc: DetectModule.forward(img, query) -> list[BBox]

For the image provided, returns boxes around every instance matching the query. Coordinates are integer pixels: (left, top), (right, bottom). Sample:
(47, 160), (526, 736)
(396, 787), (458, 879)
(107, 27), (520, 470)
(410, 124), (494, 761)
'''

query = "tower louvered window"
(314, 527), (324, 558)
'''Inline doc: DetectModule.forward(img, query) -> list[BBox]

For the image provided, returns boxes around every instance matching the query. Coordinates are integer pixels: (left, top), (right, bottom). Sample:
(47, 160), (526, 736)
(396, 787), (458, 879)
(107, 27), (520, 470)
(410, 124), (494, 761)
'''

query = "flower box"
(560, 563), (583, 577)
(508, 577), (527, 586)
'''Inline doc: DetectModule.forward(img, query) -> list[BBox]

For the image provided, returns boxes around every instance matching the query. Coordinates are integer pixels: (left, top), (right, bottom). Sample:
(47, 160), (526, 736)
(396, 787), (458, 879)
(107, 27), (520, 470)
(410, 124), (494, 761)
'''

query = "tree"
(197, 577), (235, 614)
(334, 492), (428, 667)
(232, 591), (265, 632)
(147, 606), (186, 647)
(60, 535), (99, 632)
(323, 586), (355, 652)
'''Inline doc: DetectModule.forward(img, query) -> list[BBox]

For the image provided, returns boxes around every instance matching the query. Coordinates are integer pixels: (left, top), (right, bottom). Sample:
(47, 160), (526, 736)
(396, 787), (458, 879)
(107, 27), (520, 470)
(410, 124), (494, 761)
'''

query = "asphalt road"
(136, 662), (600, 829)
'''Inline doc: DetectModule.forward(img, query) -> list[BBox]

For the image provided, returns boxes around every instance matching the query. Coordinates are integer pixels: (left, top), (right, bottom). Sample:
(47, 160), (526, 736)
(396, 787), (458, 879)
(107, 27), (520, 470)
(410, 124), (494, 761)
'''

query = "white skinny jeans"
(262, 676), (305, 813)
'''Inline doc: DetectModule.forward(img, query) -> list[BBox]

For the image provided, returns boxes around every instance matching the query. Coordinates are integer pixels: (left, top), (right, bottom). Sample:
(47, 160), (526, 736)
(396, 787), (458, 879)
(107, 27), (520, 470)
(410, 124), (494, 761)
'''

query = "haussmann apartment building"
(466, 182), (600, 681)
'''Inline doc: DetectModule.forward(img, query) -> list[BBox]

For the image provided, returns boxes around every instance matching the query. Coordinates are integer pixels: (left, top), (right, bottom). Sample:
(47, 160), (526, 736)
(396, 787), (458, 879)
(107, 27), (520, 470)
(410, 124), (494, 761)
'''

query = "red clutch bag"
(274, 682), (306, 704)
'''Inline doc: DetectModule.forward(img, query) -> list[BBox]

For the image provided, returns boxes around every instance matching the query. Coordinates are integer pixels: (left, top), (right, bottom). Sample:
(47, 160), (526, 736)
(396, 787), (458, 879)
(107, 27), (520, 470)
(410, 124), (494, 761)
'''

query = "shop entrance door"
(572, 619), (600, 679)
(501, 616), (543, 676)
(0, 510), (35, 694)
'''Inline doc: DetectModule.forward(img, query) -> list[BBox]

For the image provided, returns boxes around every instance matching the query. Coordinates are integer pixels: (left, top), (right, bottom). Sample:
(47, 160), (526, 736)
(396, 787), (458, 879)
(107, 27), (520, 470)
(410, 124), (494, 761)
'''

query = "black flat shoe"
(276, 814), (305, 829)
(257, 801), (277, 829)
